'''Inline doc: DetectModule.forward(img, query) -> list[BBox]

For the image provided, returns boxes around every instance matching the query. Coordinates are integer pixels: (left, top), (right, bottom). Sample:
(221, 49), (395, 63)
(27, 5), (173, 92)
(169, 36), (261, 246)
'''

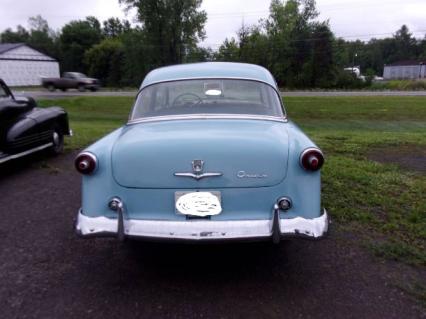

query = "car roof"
(140, 62), (277, 89)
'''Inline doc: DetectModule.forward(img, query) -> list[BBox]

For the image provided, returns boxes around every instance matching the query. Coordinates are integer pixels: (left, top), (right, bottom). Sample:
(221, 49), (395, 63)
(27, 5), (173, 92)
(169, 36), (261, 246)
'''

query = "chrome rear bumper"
(75, 208), (328, 242)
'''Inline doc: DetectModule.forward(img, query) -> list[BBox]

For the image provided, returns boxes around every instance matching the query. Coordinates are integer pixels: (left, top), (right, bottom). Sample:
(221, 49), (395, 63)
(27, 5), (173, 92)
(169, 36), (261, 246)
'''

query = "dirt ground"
(368, 144), (426, 174)
(0, 152), (425, 319)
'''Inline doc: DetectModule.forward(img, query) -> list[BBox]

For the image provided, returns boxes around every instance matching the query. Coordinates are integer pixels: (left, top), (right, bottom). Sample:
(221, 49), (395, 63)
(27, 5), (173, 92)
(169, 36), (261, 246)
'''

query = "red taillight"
(300, 148), (324, 171)
(75, 152), (97, 175)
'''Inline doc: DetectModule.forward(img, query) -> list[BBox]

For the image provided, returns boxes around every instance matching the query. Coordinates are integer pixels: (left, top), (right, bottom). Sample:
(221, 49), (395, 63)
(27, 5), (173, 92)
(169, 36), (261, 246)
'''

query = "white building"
(383, 60), (426, 80)
(0, 43), (60, 86)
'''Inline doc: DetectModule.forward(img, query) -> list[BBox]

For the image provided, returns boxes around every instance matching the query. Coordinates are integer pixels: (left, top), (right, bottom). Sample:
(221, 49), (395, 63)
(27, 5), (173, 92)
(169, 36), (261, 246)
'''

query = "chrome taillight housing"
(75, 152), (97, 175)
(300, 148), (324, 171)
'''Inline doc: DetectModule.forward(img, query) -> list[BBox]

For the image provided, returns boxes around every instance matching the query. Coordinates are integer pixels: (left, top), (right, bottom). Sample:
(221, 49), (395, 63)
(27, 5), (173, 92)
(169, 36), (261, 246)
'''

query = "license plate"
(175, 191), (222, 217)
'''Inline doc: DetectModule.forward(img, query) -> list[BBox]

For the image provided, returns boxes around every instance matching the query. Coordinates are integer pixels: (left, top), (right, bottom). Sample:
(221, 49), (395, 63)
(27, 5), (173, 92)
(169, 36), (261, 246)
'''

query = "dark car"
(41, 72), (100, 92)
(0, 79), (71, 164)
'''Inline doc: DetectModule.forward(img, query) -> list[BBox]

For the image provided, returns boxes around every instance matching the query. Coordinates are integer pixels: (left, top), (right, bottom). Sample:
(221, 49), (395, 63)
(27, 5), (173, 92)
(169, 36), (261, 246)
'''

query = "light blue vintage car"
(74, 62), (328, 243)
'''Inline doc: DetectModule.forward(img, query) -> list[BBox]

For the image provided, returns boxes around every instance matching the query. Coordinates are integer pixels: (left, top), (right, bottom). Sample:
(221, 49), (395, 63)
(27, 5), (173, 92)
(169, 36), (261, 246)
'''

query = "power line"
(205, 0), (416, 17)
(201, 29), (426, 49)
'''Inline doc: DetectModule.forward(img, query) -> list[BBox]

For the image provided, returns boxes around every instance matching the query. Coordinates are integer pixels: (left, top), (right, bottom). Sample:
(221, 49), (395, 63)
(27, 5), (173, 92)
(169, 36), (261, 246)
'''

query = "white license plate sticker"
(175, 191), (222, 217)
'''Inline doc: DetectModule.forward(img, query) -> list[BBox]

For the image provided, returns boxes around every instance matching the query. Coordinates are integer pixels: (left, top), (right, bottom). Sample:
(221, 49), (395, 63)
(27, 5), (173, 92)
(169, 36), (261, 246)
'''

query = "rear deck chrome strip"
(0, 142), (53, 164)
(128, 114), (287, 125)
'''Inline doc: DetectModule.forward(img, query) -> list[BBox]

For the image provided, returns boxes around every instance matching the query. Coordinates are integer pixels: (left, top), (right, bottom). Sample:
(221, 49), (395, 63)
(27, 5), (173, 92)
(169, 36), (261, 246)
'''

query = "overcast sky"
(1, 0), (425, 49)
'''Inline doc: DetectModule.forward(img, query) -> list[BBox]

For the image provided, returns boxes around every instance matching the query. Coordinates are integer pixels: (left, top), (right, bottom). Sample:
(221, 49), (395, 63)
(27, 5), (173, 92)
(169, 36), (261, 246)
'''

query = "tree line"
(1, 0), (425, 88)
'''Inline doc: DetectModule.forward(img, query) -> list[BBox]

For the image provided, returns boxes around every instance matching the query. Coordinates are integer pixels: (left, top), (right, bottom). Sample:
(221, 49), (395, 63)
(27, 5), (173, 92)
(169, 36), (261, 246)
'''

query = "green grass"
(39, 95), (426, 265)
(286, 96), (426, 266)
(39, 97), (133, 149)
(369, 240), (426, 266)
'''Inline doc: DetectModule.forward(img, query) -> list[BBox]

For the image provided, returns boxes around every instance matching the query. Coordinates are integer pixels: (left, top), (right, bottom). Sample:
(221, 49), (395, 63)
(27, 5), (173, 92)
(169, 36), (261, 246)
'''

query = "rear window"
(130, 79), (284, 120)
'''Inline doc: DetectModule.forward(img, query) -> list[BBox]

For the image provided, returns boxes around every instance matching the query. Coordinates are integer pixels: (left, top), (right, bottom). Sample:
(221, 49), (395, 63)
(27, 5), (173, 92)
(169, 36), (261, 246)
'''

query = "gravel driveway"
(0, 152), (424, 319)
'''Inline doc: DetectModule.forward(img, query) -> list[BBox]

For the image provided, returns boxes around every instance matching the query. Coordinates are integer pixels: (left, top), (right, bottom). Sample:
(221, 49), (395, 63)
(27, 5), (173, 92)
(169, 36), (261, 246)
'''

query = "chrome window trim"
(139, 77), (279, 92)
(127, 114), (288, 125)
(129, 77), (286, 123)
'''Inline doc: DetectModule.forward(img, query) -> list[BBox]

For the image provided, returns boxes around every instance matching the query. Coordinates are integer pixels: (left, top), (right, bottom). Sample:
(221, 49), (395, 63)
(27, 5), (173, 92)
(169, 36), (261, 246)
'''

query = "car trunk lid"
(112, 119), (288, 189)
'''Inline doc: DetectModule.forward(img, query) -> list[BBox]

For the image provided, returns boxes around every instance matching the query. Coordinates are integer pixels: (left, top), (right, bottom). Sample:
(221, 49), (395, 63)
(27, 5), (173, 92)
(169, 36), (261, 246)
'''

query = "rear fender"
(284, 120), (323, 216)
(80, 128), (125, 215)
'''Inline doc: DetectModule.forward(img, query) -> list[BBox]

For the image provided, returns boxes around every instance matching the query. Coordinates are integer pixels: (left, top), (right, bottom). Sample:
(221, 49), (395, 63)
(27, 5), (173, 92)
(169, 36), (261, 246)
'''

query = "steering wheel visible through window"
(171, 93), (203, 107)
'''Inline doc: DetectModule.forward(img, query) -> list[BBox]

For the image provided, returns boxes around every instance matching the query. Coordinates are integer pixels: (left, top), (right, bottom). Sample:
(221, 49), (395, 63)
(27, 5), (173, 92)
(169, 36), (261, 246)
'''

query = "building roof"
(386, 60), (426, 67)
(0, 43), (57, 62)
(0, 43), (25, 55)
(140, 62), (277, 89)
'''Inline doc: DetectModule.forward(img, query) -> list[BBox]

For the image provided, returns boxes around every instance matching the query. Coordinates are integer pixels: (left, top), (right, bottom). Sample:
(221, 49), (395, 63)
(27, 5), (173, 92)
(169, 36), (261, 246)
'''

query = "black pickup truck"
(42, 72), (100, 92)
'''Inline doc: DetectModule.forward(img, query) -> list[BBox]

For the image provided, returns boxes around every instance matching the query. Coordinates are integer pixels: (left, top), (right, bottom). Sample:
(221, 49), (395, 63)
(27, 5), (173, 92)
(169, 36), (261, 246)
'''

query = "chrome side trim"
(174, 172), (223, 180)
(128, 114), (287, 125)
(75, 209), (328, 241)
(0, 142), (53, 164)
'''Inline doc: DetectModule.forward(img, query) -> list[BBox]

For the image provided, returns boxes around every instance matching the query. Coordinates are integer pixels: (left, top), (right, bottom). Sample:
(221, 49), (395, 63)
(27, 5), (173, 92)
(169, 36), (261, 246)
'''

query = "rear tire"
(47, 84), (55, 92)
(49, 128), (64, 155)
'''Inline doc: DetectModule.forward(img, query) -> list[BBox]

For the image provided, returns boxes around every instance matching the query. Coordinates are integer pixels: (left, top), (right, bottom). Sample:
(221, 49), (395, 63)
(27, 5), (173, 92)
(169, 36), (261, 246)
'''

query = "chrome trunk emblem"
(192, 160), (204, 173)
(174, 160), (223, 180)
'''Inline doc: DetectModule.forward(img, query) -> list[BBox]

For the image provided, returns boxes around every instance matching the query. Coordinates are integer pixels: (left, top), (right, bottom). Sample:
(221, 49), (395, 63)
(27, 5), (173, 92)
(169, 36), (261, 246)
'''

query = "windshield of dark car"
(130, 79), (284, 120)
(0, 84), (10, 98)
(0, 86), (7, 98)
